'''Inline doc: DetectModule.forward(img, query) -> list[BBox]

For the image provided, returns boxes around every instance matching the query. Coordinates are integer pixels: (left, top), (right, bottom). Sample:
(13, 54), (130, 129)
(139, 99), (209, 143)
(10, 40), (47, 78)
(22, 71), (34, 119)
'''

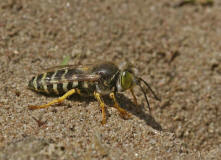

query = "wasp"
(28, 62), (160, 124)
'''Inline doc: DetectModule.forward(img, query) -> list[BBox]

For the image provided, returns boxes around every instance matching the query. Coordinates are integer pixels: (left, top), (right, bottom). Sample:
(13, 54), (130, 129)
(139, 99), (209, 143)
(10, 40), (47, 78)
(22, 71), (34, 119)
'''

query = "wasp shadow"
(113, 93), (162, 131)
(31, 91), (162, 131)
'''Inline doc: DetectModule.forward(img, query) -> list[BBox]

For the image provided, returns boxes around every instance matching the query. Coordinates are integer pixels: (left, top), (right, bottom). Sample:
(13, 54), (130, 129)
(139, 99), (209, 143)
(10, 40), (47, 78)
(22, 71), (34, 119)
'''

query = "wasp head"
(117, 70), (136, 92)
(117, 68), (161, 113)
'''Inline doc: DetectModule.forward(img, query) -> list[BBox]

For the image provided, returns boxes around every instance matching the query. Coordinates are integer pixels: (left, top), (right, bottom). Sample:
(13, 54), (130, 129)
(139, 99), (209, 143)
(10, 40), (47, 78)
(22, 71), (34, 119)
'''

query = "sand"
(0, 0), (221, 159)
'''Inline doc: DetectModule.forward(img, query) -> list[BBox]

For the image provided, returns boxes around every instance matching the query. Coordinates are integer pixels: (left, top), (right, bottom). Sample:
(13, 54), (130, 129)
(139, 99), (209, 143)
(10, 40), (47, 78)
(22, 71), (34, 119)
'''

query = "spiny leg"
(130, 88), (137, 106)
(109, 92), (131, 119)
(28, 89), (76, 110)
(94, 92), (106, 125)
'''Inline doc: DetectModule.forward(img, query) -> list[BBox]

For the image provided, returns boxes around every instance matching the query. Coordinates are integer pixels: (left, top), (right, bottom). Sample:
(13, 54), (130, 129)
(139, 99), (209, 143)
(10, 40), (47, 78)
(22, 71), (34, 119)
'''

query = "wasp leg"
(76, 89), (81, 95)
(130, 88), (137, 106)
(109, 92), (131, 120)
(94, 92), (106, 125)
(28, 89), (76, 110)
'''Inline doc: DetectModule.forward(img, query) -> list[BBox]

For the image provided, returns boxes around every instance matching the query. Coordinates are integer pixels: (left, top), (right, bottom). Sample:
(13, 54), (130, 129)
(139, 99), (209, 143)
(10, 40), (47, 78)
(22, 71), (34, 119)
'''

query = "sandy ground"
(0, 0), (221, 159)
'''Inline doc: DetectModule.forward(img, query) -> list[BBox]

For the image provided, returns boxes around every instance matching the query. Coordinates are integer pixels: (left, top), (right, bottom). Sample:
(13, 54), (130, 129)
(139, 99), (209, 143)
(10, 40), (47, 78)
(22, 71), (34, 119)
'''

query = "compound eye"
(121, 71), (133, 90)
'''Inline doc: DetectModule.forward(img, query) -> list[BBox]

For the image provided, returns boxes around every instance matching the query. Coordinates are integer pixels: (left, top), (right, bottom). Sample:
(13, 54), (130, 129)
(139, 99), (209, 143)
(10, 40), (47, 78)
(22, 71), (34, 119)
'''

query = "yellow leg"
(109, 92), (131, 120)
(76, 89), (81, 95)
(94, 92), (106, 125)
(28, 89), (76, 110)
(130, 88), (137, 106)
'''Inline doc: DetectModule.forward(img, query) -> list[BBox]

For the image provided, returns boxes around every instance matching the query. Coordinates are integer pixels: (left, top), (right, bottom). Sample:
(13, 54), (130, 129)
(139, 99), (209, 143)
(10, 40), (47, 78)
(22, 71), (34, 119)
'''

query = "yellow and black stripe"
(28, 68), (96, 96)
(28, 62), (147, 124)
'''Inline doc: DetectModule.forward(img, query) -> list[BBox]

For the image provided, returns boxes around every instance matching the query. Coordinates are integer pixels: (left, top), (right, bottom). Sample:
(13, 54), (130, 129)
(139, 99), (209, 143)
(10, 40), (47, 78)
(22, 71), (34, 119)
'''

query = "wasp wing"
(43, 64), (92, 73)
(44, 73), (101, 85)
(42, 64), (99, 85)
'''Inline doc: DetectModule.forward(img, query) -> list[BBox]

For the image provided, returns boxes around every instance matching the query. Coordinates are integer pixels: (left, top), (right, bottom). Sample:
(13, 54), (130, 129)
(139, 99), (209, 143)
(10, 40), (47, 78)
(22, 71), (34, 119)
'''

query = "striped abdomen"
(28, 69), (96, 96)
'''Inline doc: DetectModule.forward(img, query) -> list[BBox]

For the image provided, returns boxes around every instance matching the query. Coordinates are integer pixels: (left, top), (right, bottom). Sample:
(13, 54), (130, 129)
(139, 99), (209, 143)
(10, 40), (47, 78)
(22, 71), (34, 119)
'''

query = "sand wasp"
(28, 62), (160, 124)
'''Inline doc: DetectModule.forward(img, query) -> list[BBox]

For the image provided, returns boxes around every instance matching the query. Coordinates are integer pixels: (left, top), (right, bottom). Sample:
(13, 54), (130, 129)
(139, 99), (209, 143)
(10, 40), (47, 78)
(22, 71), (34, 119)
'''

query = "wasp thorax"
(117, 71), (135, 92)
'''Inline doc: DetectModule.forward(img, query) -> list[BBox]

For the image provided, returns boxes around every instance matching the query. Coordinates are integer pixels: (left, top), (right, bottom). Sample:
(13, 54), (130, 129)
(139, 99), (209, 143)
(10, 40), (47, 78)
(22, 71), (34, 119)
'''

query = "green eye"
(121, 71), (134, 90)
